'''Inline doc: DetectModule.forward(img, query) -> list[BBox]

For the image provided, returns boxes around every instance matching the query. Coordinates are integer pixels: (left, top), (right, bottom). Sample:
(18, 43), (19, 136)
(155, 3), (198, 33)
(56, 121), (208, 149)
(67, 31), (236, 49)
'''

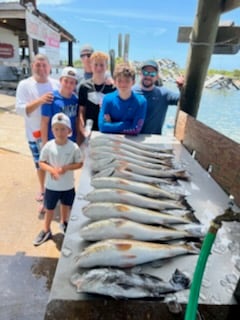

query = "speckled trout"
(91, 159), (188, 179)
(90, 134), (173, 153)
(82, 202), (191, 225)
(80, 218), (194, 241)
(75, 239), (199, 268)
(90, 146), (172, 165)
(93, 167), (172, 185)
(84, 188), (186, 210)
(90, 151), (172, 169)
(89, 139), (173, 160)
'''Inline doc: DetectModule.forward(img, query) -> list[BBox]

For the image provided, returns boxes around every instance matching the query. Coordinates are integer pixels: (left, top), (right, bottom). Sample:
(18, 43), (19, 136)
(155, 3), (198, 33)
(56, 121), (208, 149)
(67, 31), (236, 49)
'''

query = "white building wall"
(0, 27), (20, 65)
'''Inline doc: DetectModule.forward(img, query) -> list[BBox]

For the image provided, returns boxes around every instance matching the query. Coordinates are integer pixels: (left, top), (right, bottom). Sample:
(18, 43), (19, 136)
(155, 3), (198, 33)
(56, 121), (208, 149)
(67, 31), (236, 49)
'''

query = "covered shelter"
(0, 0), (76, 67)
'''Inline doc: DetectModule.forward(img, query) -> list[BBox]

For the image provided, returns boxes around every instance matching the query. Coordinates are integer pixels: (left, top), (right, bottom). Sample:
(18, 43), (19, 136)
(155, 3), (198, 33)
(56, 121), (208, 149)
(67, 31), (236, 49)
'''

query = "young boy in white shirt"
(33, 113), (83, 246)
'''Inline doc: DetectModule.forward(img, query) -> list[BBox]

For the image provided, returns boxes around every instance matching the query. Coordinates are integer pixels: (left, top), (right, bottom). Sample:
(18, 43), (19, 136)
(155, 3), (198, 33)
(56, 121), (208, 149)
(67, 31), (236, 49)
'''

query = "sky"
(1, 0), (240, 70)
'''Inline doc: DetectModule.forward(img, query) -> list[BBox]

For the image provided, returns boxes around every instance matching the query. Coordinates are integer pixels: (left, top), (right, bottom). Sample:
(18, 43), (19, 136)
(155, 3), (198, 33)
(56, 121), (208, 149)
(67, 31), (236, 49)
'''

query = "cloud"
(38, 5), (189, 24)
(78, 17), (107, 24)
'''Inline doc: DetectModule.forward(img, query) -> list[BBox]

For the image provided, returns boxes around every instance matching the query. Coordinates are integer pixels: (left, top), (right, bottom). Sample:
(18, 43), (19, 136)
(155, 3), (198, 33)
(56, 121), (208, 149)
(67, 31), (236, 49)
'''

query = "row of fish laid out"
(72, 135), (201, 298)
(89, 136), (189, 182)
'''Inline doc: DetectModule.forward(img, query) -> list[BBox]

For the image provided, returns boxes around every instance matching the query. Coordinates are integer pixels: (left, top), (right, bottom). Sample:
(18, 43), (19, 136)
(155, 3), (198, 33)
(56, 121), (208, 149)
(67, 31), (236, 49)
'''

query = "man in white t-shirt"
(16, 54), (59, 207)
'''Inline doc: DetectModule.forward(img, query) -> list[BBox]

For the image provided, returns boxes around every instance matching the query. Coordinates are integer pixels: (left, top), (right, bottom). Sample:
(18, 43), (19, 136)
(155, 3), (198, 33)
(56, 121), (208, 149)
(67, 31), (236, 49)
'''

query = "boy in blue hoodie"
(98, 63), (147, 135)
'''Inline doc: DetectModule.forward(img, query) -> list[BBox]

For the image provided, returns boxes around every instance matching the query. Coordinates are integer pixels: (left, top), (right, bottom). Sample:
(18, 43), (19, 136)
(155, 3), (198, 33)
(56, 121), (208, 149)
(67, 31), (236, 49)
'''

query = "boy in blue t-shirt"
(98, 63), (147, 135)
(41, 67), (79, 145)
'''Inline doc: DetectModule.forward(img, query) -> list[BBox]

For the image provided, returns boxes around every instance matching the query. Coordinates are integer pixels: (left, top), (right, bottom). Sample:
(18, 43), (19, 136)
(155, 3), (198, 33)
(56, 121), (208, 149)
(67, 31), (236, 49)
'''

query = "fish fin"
(169, 269), (190, 290)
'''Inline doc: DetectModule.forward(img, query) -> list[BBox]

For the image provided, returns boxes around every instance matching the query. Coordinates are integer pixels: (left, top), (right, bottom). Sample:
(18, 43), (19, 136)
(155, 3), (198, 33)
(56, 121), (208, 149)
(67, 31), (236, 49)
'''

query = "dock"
(204, 74), (240, 89)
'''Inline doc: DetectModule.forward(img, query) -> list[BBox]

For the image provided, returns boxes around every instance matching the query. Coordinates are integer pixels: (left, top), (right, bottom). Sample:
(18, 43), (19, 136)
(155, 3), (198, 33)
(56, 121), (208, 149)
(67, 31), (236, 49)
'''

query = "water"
(163, 83), (240, 143)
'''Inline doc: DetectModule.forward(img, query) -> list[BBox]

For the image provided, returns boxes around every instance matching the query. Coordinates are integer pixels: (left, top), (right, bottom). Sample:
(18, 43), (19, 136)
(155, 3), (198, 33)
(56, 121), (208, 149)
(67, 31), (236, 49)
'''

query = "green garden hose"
(184, 223), (219, 320)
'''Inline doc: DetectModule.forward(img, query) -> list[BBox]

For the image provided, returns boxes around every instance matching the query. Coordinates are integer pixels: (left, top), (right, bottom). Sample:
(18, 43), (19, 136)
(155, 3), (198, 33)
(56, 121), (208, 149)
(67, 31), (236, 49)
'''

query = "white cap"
(51, 113), (71, 130)
(60, 66), (78, 82)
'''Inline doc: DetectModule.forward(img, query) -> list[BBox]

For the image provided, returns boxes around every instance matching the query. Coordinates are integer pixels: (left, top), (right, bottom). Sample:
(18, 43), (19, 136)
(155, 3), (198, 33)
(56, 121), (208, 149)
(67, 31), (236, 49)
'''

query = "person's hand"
(50, 167), (67, 179)
(176, 76), (184, 90)
(40, 92), (54, 104)
(104, 114), (112, 122)
(50, 167), (61, 180)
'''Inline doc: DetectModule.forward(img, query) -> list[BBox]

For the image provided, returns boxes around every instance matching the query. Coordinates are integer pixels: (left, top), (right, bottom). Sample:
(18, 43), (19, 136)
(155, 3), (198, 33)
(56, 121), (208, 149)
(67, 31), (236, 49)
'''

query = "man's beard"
(141, 78), (154, 89)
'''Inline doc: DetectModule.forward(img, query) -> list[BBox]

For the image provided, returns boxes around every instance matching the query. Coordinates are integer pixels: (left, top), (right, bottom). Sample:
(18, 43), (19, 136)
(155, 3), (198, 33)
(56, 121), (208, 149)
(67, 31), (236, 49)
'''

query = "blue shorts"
(44, 188), (75, 210)
(28, 141), (40, 169)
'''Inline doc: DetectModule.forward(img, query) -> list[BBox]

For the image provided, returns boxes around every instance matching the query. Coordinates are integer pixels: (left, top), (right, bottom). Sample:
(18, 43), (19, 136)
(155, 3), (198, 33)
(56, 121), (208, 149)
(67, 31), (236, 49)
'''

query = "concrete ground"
(0, 93), (81, 320)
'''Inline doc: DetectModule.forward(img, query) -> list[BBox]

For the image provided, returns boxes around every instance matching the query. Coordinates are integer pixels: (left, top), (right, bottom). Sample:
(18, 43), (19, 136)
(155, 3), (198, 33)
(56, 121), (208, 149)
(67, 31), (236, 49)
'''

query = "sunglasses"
(80, 53), (91, 58)
(142, 70), (157, 77)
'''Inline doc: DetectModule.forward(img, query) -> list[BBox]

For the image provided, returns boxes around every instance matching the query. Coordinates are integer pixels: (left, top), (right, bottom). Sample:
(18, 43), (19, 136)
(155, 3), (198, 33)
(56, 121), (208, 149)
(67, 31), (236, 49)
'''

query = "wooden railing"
(175, 110), (240, 206)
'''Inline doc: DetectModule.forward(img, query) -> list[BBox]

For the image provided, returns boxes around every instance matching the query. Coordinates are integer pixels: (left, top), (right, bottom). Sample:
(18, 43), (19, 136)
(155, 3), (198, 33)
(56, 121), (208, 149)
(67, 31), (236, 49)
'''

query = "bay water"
(162, 83), (240, 143)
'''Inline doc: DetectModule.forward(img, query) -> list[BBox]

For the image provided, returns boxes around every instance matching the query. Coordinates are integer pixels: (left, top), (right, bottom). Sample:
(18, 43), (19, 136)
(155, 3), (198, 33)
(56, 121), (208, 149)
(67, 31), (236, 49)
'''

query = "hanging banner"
(26, 10), (60, 65)
(26, 11), (45, 42)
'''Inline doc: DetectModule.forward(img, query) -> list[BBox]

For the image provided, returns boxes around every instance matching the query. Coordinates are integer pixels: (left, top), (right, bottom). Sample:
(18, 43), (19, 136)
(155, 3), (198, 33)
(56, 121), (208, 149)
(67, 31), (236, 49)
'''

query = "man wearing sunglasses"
(78, 44), (113, 86)
(79, 44), (95, 83)
(133, 60), (183, 134)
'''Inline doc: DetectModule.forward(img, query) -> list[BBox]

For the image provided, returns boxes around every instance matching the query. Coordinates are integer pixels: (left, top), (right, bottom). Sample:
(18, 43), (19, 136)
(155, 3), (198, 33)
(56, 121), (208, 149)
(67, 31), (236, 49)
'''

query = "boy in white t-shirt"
(33, 113), (83, 246)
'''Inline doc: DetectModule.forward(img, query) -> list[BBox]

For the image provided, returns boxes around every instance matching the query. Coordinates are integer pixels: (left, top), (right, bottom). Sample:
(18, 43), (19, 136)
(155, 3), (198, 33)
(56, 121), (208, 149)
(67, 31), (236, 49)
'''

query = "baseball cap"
(51, 113), (72, 130)
(60, 67), (78, 82)
(80, 44), (94, 55)
(141, 60), (159, 71)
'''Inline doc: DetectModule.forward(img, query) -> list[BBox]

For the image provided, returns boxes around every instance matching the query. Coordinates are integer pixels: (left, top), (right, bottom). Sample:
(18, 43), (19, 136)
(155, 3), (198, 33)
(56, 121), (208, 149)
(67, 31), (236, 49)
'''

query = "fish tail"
(174, 170), (190, 180)
(184, 241), (201, 254)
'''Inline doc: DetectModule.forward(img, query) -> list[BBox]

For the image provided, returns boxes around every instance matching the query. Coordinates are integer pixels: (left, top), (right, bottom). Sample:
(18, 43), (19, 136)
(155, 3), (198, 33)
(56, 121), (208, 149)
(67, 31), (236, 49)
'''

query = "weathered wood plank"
(221, 0), (240, 13)
(177, 26), (240, 45)
(175, 110), (240, 206)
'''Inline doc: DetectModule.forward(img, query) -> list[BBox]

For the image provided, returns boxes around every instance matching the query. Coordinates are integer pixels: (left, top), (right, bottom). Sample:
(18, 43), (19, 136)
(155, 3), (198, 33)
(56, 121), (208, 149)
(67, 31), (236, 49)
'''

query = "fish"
(82, 202), (192, 225)
(115, 161), (189, 180)
(91, 159), (188, 180)
(112, 167), (177, 184)
(90, 150), (172, 169)
(90, 146), (172, 165)
(84, 188), (186, 210)
(90, 157), (114, 172)
(75, 238), (199, 268)
(80, 218), (194, 241)
(90, 134), (173, 153)
(71, 268), (190, 299)
(91, 176), (182, 200)
(90, 139), (173, 160)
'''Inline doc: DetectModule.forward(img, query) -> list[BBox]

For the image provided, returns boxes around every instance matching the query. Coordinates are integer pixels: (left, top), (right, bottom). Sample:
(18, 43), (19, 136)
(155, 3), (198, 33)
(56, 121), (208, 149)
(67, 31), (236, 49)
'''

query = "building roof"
(0, 1), (76, 46)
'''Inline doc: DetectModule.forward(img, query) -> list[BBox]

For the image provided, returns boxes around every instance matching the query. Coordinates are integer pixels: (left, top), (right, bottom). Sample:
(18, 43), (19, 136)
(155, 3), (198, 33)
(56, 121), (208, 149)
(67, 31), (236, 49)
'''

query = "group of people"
(16, 44), (183, 246)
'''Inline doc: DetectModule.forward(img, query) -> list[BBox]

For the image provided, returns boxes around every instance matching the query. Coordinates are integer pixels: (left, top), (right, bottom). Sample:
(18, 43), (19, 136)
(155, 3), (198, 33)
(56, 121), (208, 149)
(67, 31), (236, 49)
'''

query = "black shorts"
(44, 188), (75, 210)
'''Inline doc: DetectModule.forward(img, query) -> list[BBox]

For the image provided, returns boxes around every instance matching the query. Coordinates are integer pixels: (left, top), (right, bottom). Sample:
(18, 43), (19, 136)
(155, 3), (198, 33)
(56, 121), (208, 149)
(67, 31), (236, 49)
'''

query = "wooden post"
(68, 41), (73, 66)
(179, 0), (222, 118)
